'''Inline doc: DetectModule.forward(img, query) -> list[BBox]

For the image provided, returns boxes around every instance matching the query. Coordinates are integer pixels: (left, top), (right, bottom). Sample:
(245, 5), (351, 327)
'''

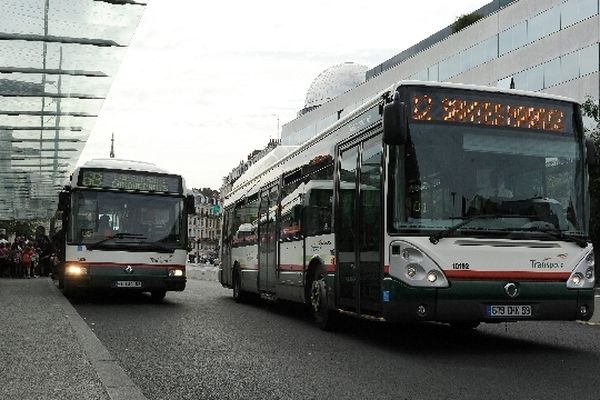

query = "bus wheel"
(310, 271), (337, 330)
(232, 271), (247, 303)
(151, 290), (166, 303)
(450, 321), (480, 330)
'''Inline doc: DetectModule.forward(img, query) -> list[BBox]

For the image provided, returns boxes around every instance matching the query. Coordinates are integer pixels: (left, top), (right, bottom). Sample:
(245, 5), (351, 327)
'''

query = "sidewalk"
(0, 278), (147, 400)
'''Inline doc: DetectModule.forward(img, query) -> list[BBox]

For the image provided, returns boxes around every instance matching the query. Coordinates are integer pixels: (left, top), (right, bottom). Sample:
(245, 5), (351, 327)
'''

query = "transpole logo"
(530, 256), (566, 269)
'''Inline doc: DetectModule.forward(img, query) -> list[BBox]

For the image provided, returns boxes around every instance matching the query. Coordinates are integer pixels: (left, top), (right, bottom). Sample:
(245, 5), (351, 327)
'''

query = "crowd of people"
(0, 229), (54, 279)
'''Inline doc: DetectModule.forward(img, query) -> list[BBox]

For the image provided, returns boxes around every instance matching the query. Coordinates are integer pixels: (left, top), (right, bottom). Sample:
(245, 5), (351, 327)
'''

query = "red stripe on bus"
(240, 265), (259, 271)
(383, 265), (390, 274)
(73, 262), (185, 268)
(279, 264), (304, 272)
(325, 264), (336, 273)
(443, 270), (570, 281)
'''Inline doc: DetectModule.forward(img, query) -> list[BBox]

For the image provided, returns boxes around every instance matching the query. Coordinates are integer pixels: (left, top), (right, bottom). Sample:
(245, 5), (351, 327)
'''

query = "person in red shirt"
(21, 246), (33, 278)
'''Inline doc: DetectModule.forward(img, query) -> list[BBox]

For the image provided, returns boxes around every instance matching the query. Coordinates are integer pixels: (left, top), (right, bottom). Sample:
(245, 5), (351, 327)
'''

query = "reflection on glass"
(70, 191), (185, 248)
(389, 119), (586, 237)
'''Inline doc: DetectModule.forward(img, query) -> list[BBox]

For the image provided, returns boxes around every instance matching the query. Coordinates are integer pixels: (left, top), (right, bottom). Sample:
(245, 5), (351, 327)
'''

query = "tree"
(451, 13), (483, 33)
(0, 220), (38, 238)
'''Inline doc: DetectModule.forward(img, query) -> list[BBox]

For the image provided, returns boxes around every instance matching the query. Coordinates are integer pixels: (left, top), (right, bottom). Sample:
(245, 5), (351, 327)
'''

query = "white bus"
(56, 159), (195, 301)
(220, 81), (597, 329)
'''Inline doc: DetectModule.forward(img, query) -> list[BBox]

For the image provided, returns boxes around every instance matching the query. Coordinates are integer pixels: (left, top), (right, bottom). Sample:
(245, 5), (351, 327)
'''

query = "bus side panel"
(276, 239), (304, 302)
(232, 244), (259, 293)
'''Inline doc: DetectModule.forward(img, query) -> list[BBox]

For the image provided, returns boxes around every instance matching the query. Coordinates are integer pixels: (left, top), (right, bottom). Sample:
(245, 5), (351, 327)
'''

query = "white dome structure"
(300, 62), (369, 115)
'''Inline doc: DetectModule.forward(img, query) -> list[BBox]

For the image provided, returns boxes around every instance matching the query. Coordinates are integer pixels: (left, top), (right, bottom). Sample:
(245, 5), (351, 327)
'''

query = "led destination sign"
(411, 90), (571, 133)
(79, 169), (182, 193)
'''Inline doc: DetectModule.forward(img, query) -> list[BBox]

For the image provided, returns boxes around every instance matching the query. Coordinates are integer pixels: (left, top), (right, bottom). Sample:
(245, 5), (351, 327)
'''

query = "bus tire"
(151, 290), (166, 303)
(232, 268), (248, 303)
(310, 267), (338, 330)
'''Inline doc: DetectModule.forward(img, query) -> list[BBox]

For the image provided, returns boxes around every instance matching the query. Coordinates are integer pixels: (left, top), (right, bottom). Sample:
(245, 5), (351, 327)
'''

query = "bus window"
(232, 197), (259, 247)
(280, 181), (302, 241)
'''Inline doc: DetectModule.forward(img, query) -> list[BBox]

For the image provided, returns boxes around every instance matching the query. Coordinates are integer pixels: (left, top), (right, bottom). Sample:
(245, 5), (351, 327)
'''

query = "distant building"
(221, 138), (280, 195)
(188, 188), (221, 257)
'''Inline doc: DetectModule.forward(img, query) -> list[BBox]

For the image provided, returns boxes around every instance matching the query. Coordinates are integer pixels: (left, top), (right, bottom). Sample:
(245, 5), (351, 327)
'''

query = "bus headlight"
(65, 264), (87, 276)
(389, 241), (449, 288)
(567, 250), (595, 289)
(168, 269), (184, 277)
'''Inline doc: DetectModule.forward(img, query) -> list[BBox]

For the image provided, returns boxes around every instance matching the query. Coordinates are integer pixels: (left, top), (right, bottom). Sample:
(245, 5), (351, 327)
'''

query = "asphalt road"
(73, 280), (600, 400)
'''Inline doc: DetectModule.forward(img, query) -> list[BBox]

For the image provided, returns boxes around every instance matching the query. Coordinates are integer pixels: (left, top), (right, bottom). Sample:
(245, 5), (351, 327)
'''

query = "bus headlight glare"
(585, 266), (594, 280)
(169, 269), (184, 277)
(65, 264), (87, 276)
(571, 273), (583, 285)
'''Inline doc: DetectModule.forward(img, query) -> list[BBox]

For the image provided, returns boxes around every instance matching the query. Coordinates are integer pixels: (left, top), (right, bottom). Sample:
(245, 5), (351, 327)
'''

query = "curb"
(48, 280), (149, 400)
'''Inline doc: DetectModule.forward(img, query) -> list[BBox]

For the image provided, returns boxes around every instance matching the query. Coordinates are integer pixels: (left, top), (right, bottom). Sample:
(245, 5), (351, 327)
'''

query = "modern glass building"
(281, 0), (600, 145)
(0, 0), (147, 220)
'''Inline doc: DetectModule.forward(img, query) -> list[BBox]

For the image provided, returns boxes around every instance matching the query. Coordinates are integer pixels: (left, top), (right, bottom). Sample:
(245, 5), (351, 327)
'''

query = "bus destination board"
(79, 169), (181, 192)
(410, 89), (572, 133)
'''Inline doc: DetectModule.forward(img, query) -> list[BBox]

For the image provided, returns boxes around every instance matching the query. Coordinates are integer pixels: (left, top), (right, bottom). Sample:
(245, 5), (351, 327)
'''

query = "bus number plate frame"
(114, 281), (143, 288)
(486, 305), (532, 317)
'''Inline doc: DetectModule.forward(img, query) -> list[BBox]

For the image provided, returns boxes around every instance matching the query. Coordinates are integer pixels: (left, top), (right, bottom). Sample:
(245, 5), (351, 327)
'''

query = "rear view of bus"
(381, 83), (595, 325)
(56, 159), (195, 301)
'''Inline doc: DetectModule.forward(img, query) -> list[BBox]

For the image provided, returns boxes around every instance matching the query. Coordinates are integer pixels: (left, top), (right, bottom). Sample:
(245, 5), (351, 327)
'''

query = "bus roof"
(77, 158), (171, 174)
(224, 81), (579, 208)
(396, 80), (579, 104)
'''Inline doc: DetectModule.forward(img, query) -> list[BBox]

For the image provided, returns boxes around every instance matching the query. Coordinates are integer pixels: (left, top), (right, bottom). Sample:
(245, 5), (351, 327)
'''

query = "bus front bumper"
(63, 276), (187, 292)
(381, 278), (594, 323)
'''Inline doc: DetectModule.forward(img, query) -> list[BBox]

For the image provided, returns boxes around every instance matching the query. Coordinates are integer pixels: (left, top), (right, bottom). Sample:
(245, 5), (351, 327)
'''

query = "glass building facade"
(0, 0), (147, 220)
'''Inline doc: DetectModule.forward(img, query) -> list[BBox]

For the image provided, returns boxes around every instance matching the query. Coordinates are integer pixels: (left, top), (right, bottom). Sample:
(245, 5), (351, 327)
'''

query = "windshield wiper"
(508, 227), (588, 248)
(87, 232), (147, 248)
(429, 214), (525, 245)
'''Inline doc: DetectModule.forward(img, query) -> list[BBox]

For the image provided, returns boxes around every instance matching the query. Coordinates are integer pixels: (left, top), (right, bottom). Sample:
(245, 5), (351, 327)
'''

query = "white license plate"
(486, 305), (532, 317)
(114, 281), (142, 288)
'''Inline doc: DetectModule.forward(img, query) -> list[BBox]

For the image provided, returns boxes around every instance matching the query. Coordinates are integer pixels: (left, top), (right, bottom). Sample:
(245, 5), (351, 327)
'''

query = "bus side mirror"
(383, 94), (408, 145)
(58, 191), (70, 212)
(586, 137), (599, 168)
(186, 194), (196, 214)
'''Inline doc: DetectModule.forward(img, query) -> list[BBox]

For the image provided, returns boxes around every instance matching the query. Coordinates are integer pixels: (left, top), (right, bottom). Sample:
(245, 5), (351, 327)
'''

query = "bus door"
(336, 134), (383, 315)
(258, 186), (278, 292)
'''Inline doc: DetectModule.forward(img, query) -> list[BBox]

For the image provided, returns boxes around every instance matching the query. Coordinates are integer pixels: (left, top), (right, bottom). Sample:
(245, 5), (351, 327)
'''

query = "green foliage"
(452, 13), (483, 33)
(0, 220), (39, 238)
(581, 96), (600, 249)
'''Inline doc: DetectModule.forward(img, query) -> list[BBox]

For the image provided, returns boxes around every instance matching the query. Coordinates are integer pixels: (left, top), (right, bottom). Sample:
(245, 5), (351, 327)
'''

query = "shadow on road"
(220, 294), (583, 357)
(65, 290), (180, 307)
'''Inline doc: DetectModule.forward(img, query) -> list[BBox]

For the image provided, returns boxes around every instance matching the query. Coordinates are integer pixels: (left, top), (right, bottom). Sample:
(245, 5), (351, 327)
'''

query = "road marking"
(48, 280), (149, 400)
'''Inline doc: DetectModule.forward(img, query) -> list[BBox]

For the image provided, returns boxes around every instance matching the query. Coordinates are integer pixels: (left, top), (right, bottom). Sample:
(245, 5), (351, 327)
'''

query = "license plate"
(486, 305), (532, 317)
(114, 281), (142, 288)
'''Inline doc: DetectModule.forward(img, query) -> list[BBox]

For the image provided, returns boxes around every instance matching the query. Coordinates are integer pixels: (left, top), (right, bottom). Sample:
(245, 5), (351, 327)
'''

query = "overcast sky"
(78, 0), (485, 190)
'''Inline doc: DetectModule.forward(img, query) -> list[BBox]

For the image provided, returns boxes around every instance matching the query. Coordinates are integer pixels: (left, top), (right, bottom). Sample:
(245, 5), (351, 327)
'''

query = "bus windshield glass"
(388, 107), (586, 238)
(69, 190), (185, 249)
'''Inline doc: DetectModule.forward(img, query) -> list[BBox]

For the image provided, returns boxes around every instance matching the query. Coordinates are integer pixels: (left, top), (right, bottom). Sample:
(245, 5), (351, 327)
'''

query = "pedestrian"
(32, 247), (40, 277)
(9, 242), (21, 278)
(36, 226), (53, 277)
(21, 246), (33, 278)
(0, 243), (8, 277)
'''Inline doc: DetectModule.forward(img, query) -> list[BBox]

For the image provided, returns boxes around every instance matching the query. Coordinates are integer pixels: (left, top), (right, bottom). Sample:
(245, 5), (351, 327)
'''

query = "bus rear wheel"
(310, 270), (338, 330)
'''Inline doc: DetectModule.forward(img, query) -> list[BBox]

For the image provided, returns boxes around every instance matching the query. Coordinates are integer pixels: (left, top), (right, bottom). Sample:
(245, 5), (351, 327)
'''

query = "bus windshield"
(388, 121), (587, 238)
(69, 190), (185, 249)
